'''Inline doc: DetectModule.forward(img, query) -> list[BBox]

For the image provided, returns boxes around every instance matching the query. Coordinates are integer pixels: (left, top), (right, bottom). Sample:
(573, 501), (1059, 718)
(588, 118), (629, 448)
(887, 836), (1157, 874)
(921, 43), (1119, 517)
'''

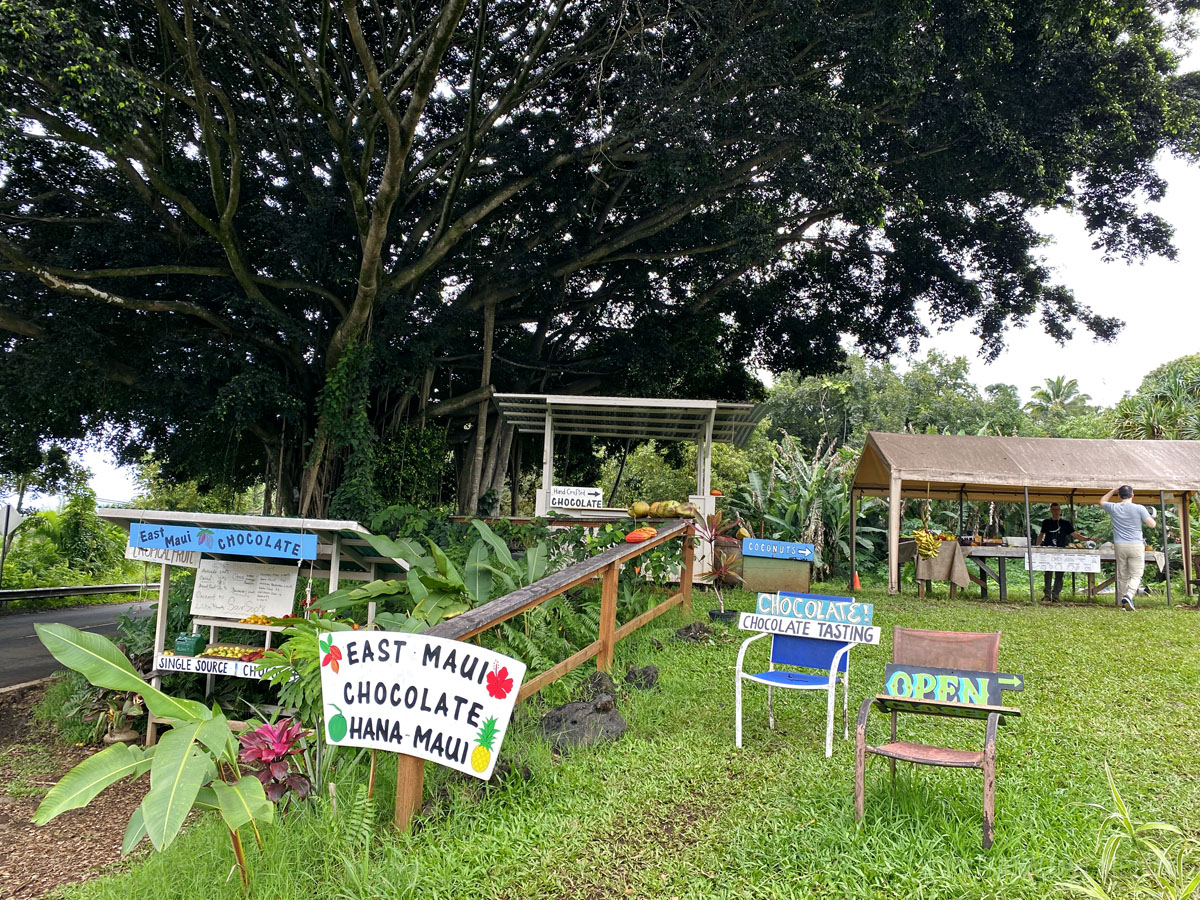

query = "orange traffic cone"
(852, 571), (862, 591)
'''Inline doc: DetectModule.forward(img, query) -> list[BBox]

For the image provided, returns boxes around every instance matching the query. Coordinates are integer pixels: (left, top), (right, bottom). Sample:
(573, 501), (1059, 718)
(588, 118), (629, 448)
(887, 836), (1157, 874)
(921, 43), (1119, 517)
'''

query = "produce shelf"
(192, 616), (286, 634)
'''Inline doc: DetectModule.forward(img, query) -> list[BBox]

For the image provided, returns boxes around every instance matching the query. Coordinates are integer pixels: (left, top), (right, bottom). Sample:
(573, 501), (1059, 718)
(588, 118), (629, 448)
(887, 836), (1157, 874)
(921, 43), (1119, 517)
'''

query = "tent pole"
(849, 489), (858, 590)
(958, 488), (964, 537)
(1161, 490), (1171, 607)
(888, 472), (902, 595)
(1024, 486), (1035, 602)
(1069, 490), (1077, 598)
(1180, 491), (1193, 601)
(537, 408), (554, 517)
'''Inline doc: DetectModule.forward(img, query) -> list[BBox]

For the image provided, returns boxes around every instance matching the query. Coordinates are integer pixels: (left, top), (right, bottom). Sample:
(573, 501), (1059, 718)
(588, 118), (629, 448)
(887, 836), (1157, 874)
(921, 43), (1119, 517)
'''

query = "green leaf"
(194, 714), (236, 763)
(407, 565), (429, 604)
(320, 579), (407, 610)
(34, 742), (147, 824)
(470, 519), (516, 571)
(373, 611), (426, 632)
(464, 539), (493, 604)
(426, 539), (464, 586)
(143, 722), (207, 850)
(361, 533), (430, 571)
(34, 624), (209, 723)
(526, 541), (548, 583)
(212, 775), (274, 832)
(121, 806), (147, 856)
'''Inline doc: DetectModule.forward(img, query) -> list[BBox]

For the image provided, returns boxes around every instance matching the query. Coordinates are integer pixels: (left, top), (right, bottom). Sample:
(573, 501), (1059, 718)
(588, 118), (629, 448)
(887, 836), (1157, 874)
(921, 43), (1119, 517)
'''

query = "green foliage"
(1111, 354), (1200, 441)
(33, 624), (273, 886)
(1060, 763), (1200, 900)
(131, 457), (262, 515)
(1025, 376), (1095, 436)
(374, 427), (452, 509)
(317, 342), (380, 522)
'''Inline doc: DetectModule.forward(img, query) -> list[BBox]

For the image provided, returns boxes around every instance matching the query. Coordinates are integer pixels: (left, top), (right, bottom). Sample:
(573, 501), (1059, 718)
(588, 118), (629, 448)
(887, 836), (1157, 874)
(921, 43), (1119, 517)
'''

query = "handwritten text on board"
(125, 543), (201, 568)
(319, 632), (526, 781)
(738, 612), (881, 644)
(883, 664), (1024, 706)
(756, 592), (874, 625)
(190, 559), (298, 619)
(129, 523), (317, 560)
(549, 486), (604, 509)
(1028, 549), (1101, 573)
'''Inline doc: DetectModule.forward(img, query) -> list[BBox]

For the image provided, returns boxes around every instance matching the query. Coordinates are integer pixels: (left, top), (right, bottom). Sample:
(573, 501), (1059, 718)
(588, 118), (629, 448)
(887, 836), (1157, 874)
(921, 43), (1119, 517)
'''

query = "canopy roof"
(852, 432), (1200, 504)
(99, 509), (408, 580)
(492, 393), (763, 446)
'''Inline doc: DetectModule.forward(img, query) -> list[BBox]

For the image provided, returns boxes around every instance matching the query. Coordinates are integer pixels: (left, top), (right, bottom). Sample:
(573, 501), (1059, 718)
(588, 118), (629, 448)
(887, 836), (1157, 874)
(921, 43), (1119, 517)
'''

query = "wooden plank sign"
(741, 538), (815, 561)
(738, 612), (881, 644)
(883, 664), (1024, 707)
(129, 522), (318, 560)
(549, 485), (604, 509)
(319, 632), (526, 781)
(190, 559), (298, 619)
(757, 591), (874, 625)
(125, 543), (201, 568)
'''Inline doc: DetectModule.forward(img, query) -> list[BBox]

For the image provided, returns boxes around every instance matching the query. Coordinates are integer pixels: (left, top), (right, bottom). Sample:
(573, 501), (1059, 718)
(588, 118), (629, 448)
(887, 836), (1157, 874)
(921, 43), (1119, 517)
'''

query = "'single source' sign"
(883, 664), (1025, 707)
(125, 543), (201, 568)
(129, 523), (318, 560)
(549, 486), (604, 509)
(738, 612), (881, 645)
(190, 559), (299, 619)
(756, 592), (874, 625)
(154, 654), (263, 679)
(319, 632), (526, 781)
(741, 538), (814, 561)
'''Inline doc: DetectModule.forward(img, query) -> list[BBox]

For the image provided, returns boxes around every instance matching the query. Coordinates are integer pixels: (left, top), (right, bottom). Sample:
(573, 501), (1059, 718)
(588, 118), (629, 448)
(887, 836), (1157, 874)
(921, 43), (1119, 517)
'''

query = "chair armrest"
(735, 631), (771, 675)
(826, 642), (852, 687)
(984, 711), (1000, 760)
(856, 695), (876, 735)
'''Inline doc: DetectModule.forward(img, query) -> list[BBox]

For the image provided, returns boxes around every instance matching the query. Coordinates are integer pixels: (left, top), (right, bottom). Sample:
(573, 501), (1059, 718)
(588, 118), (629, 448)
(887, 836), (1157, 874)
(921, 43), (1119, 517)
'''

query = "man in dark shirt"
(1038, 503), (1090, 601)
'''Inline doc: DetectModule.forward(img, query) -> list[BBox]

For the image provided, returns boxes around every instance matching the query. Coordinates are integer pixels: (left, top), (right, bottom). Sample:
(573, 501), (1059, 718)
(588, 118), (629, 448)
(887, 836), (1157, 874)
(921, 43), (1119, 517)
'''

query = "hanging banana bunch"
(912, 528), (942, 559)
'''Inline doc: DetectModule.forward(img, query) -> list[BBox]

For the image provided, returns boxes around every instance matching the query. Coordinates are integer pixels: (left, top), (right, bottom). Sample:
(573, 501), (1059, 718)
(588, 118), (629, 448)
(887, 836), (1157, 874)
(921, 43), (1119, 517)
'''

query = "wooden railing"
(392, 519), (696, 828)
(0, 583), (147, 604)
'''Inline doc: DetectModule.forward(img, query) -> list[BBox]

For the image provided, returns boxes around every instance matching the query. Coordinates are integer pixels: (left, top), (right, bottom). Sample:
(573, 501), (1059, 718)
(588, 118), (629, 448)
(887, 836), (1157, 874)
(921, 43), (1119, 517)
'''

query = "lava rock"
(580, 670), (619, 699)
(624, 665), (659, 690)
(593, 693), (615, 712)
(675, 622), (714, 643)
(540, 697), (627, 751)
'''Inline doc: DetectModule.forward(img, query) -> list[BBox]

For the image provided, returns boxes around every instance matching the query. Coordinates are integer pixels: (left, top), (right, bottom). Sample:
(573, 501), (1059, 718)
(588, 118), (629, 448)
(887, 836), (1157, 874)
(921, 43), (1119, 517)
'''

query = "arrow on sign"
(997, 675), (1024, 691)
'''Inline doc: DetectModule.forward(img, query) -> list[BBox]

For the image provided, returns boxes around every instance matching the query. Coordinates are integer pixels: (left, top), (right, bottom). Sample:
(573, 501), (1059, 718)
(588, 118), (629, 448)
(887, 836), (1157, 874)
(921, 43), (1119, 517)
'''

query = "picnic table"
(961, 545), (1164, 601)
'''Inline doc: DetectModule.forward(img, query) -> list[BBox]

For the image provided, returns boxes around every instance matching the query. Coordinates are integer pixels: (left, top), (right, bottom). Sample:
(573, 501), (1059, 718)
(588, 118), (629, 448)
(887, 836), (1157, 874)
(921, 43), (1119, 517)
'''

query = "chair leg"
(842, 676), (849, 740)
(825, 686), (836, 757)
(735, 675), (743, 748)
(983, 712), (999, 850)
(889, 711), (897, 785)
(768, 686), (774, 730)
(854, 698), (870, 822)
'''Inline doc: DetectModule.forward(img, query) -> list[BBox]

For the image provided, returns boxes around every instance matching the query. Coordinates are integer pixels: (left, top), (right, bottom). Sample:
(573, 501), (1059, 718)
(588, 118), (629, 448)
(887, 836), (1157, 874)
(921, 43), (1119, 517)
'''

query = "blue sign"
(129, 523), (318, 560)
(741, 538), (815, 561)
(756, 592), (874, 625)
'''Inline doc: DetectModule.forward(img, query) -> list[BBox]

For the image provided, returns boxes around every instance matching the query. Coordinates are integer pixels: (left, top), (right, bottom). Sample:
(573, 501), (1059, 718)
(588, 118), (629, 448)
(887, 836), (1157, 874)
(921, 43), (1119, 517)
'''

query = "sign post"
(1, 504), (26, 588)
(318, 630), (526, 830)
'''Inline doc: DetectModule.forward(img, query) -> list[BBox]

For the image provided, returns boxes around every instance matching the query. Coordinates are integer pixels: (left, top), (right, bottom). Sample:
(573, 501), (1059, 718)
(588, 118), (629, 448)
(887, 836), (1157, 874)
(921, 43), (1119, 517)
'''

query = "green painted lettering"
(935, 675), (956, 702)
(885, 671), (912, 697)
(959, 677), (988, 706)
(912, 672), (936, 699)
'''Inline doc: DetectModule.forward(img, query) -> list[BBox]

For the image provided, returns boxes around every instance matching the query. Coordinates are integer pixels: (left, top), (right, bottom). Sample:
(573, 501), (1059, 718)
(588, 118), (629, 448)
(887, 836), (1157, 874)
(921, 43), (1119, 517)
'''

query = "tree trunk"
(606, 439), (632, 507)
(463, 302), (495, 514)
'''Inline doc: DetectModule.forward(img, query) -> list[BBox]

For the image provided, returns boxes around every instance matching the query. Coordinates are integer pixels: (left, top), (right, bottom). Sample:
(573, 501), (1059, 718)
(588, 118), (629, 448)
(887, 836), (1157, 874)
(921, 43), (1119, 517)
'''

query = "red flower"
(486, 666), (514, 699)
(320, 643), (342, 673)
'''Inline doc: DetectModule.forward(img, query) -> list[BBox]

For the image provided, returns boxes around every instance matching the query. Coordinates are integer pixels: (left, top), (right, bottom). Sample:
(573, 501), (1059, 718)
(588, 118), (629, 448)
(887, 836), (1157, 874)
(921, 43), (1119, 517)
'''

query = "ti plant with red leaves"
(238, 719), (313, 805)
(692, 509), (750, 612)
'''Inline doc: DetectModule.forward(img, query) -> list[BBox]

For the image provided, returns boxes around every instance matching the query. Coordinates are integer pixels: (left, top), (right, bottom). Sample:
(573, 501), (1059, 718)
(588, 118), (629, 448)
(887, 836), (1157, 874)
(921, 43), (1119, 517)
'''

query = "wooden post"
(1023, 486), (1035, 602)
(329, 534), (342, 594)
(1161, 491), (1171, 606)
(849, 489), (858, 590)
(1180, 491), (1193, 600)
(146, 562), (172, 746)
(394, 754), (425, 832)
(367, 750), (377, 799)
(888, 472), (902, 595)
(597, 561), (619, 672)
(680, 525), (695, 613)
(537, 408), (554, 516)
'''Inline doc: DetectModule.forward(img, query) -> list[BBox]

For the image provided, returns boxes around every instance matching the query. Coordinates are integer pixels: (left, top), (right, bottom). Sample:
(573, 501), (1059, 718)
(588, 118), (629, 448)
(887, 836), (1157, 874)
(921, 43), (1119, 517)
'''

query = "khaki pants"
(1114, 543), (1146, 600)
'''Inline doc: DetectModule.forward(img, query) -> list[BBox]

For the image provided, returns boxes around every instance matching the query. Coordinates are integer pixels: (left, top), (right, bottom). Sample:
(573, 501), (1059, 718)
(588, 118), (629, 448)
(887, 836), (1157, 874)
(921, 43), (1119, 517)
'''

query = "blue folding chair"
(735, 630), (851, 757)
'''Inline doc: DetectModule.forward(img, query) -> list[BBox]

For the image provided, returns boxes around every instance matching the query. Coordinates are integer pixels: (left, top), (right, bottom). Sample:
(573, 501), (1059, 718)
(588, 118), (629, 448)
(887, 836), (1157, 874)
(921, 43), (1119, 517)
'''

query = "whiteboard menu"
(1028, 549), (1101, 573)
(190, 559), (298, 619)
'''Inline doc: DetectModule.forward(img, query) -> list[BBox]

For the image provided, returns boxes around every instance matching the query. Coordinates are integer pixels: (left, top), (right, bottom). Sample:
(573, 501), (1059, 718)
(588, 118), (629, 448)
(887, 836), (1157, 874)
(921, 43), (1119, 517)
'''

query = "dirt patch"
(0, 684), (145, 900)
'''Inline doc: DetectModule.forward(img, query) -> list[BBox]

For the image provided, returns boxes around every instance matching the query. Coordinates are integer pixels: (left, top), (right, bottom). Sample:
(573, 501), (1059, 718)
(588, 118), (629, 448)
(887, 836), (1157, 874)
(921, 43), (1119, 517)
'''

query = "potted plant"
(693, 510), (751, 624)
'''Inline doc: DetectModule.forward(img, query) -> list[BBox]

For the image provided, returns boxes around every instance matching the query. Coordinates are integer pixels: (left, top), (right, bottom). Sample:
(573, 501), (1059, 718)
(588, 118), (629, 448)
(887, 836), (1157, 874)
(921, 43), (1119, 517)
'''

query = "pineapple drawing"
(471, 717), (499, 773)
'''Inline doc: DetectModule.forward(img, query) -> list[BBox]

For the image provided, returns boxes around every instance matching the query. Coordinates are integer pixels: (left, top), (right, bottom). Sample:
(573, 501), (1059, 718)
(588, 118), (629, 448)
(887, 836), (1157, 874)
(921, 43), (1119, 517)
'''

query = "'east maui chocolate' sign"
(129, 523), (317, 560)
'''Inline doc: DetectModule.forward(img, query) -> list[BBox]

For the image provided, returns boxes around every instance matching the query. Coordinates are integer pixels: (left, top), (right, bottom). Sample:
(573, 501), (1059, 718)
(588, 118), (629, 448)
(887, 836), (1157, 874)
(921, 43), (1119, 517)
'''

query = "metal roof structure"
(99, 509), (408, 583)
(853, 432), (1200, 503)
(492, 394), (763, 447)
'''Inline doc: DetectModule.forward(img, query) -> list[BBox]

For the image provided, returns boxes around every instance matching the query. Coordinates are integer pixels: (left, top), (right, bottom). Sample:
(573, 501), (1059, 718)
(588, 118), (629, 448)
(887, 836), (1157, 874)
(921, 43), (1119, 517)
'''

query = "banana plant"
(468, 519), (549, 593)
(33, 624), (273, 888)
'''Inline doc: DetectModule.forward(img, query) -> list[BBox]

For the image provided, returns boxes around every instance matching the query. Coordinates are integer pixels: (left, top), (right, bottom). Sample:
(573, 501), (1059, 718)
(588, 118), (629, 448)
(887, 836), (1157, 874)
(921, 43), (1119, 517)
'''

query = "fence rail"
(0, 583), (147, 604)
(393, 519), (696, 829)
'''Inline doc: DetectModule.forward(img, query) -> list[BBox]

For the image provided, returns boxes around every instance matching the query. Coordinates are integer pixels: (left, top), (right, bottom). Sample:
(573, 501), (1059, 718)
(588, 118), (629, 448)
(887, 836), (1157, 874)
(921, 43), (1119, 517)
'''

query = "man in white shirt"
(1099, 485), (1157, 611)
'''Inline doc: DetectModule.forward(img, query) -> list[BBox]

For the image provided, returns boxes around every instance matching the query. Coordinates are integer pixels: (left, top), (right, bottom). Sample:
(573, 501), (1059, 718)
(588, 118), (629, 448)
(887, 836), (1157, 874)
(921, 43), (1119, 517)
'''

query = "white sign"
(738, 612), (881, 645)
(319, 631), (526, 781)
(1028, 549), (1101, 573)
(549, 485), (604, 509)
(2, 504), (24, 538)
(155, 654), (263, 679)
(125, 543), (201, 568)
(190, 559), (298, 619)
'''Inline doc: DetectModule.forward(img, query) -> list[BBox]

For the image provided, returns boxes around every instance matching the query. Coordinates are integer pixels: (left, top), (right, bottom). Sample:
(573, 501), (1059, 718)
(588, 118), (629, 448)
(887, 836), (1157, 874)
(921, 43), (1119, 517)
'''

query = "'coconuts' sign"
(318, 632), (526, 781)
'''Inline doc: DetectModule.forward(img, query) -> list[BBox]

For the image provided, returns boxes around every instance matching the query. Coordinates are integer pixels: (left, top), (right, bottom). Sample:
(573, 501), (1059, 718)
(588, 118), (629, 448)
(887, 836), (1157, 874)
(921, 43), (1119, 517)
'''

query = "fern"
(336, 783), (374, 849)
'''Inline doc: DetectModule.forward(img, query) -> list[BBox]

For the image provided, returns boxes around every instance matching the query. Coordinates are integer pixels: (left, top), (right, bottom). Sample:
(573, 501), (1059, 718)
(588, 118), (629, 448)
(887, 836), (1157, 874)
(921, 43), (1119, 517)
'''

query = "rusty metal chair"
(854, 627), (1011, 849)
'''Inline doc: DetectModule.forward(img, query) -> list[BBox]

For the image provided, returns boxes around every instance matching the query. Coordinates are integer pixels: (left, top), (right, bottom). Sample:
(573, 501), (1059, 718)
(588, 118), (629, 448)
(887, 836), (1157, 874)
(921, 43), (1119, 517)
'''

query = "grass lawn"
(57, 582), (1200, 900)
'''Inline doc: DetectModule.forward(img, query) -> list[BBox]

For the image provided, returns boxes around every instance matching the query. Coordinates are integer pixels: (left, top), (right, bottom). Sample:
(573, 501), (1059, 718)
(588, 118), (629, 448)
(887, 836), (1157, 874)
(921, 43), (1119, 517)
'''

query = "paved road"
(0, 601), (155, 688)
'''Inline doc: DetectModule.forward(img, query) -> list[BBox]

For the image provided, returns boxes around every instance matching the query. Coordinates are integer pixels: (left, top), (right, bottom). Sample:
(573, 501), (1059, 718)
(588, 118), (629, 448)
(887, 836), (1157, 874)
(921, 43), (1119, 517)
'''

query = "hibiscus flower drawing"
(486, 666), (514, 699)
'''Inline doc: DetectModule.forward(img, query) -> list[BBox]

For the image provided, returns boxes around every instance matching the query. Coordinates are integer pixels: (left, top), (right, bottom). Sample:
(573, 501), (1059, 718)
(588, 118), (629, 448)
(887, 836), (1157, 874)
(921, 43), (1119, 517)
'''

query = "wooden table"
(960, 546), (1163, 602)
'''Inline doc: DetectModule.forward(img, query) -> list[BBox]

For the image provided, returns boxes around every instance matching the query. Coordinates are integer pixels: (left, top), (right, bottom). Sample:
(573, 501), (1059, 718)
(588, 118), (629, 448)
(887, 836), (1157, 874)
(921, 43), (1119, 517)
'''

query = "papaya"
(625, 531), (649, 543)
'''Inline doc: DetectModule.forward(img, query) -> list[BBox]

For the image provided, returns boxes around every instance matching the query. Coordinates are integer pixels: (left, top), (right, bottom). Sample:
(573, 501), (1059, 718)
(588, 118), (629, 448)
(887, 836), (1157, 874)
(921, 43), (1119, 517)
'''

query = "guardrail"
(0, 583), (147, 604)
(389, 519), (696, 828)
